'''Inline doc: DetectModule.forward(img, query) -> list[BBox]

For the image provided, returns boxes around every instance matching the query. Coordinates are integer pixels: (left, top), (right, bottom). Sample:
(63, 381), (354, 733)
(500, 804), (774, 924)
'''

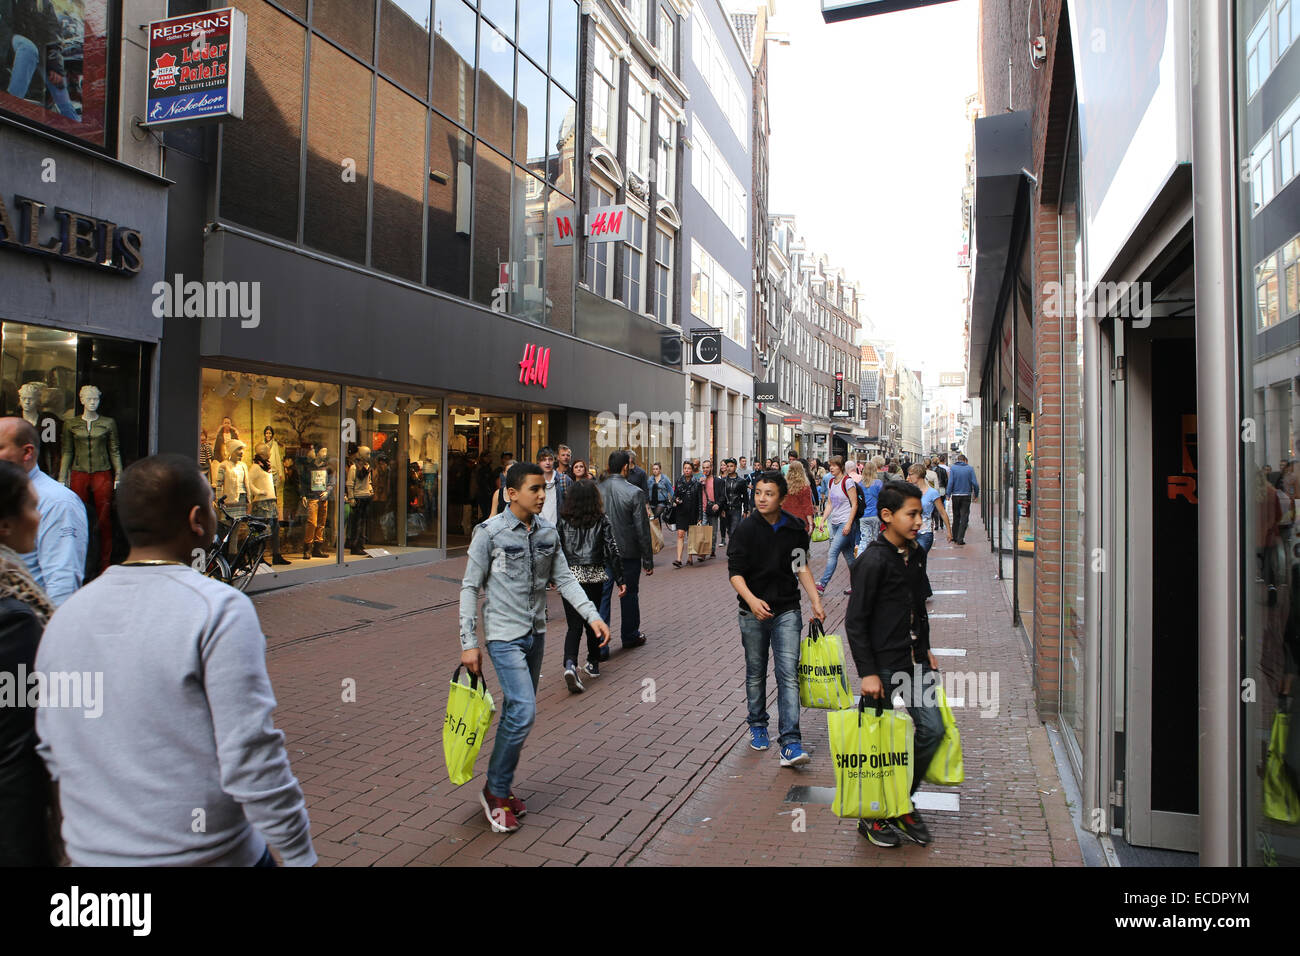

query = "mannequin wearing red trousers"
(59, 386), (123, 573)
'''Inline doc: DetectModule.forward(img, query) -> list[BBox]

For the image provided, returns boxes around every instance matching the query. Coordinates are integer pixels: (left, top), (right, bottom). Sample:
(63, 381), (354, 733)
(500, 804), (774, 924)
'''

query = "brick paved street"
(253, 511), (1083, 866)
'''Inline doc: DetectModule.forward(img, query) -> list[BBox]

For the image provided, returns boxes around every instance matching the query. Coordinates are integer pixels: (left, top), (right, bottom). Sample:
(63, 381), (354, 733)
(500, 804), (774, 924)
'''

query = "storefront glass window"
(1238, 0), (1300, 867)
(373, 81), (427, 283)
(0, 0), (114, 148)
(313, 0), (375, 61)
(546, 189), (576, 332)
(433, 0), (477, 127)
(304, 40), (371, 263)
(550, 0), (579, 96)
(200, 369), (341, 568)
(2, 323), (148, 575)
(427, 111), (473, 298)
(379, 0), (432, 97)
(590, 411), (673, 481)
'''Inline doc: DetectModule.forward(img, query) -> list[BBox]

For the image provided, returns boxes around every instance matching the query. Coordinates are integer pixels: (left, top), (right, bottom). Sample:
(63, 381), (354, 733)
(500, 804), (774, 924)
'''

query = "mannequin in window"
(212, 416), (239, 464)
(18, 382), (58, 477)
(198, 428), (214, 482)
(298, 444), (333, 559)
(262, 426), (285, 515)
(59, 385), (123, 575)
(250, 443), (290, 565)
(214, 439), (249, 518)
(346, 445), (374, 557)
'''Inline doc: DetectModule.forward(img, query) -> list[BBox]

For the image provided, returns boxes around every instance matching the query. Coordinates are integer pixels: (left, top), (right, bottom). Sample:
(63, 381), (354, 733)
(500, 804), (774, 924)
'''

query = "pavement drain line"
(266, 598), (460, 653)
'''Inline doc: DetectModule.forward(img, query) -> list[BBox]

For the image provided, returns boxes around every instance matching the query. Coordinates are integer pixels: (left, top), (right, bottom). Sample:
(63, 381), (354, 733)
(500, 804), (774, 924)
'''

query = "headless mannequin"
(300, 445), (332, 559)
(60, 386), (123, 575)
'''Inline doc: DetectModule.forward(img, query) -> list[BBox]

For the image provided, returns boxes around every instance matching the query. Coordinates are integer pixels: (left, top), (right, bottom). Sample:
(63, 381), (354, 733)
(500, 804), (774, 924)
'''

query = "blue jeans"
(856, 515), (880, 557)
(8, 36), (80, 120)
(484, 632), (545, 797)
(599, 558), (642, 643)
(738, 608), (802, 747)
(818, 520), (858, 589)
(917, 531), (934, 553)
(873, 663), (946, 796)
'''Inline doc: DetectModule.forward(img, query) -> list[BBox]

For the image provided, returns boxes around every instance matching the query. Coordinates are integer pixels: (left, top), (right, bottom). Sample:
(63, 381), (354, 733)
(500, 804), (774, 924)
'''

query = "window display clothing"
(215, 458), (249, 517)
(59, 414), (123, 575)
(346, 450), (374, 556)
(249, 451), (287, 564)
(298, 452), (333, 558)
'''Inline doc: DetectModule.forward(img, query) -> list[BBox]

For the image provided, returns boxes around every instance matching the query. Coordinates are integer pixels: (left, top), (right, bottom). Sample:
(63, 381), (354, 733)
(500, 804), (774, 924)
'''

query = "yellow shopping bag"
(828, 697), (914, 819)
(798, 618), (854, 709)
(811, 516), (830, 543)
(1264, 712), (1300, 824)
(444, 666), (496, 786)
(923, 685), (965, 786)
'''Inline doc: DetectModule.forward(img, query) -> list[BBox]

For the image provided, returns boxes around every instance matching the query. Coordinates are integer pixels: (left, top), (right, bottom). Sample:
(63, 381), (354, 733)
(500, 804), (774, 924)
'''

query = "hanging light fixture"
(275, 381), (294, 403)
(288, 382), (308, 403)
(233, 376), (253, 400)
(214, 371), (237, 397)
(310, 385), (329, 407)
(250, 377), (269, 401)
(355, 392), (374, 412)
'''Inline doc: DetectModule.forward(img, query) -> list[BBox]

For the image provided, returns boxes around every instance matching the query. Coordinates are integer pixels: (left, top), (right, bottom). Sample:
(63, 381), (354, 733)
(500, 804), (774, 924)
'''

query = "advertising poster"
(144, 7), (246, 127)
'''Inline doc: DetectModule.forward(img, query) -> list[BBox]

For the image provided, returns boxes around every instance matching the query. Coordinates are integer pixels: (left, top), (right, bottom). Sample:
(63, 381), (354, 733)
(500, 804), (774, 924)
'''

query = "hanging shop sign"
(783, 416), (802, 425)
(144, 8), (248, 127)
(832, 371), (849, 417)
(939, 372), (965, 387)
(0, 192), (143, 275)
(755, 382), (779, 403)
(848, 394), (857, 418)
(660, 333), (683, 368)
(553, 212), (576, 246)
(691, 330), (722, 365)
(585, 204), (632, 243)
(518, 344), (551, 388)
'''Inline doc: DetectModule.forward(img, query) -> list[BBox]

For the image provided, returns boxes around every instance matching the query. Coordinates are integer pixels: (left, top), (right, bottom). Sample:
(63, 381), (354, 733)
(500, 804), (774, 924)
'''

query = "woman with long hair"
(909, 463), (951, 559)
(557, 479), (624, 691)
(671, 460), (702, 567)
(816, 455), (860, 594)
(856, 460), (883, 557)
(570, 459), (589, 481)
(0, 460), (59, 865)
(784, 460), (816, 535)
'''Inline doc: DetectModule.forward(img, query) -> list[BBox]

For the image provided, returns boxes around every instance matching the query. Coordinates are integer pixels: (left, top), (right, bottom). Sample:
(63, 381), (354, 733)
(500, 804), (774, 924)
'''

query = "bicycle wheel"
(206, 552), (231, 584)
(230, 536), (268, 592)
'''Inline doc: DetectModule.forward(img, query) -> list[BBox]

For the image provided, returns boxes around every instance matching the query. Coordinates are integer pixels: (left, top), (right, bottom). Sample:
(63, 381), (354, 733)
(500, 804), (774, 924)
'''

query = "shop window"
(477, 19), (514, 154)
(518, 0), (548, 69)
(219, 1), (306, 241)
(304, 40), (371, 263)
(623, 209), (647, 313)
(379, 0), (431, 96)
(591, 34), (619, 146)
(472, 145), (513, 307)
(516, 53), (548, 169)
(654, 227), (674, 325)
(551, 0), (579, 96)
(373, 81), (427, 282)
(313, 0), (375, 61)
(0, 0), (113, 148)
(626, 75), (651, 181)
(432, 0), (477, 128)
(201, 369), (341, 567)
(545, 190), (576, 332)
(427, 111), (473, 298)
(511, 167), (547, 325)
(657, 8), (676, 71)
(548, 83), (577, 189)
(587, 182), (616, 298)
(655, 110), (676, 199)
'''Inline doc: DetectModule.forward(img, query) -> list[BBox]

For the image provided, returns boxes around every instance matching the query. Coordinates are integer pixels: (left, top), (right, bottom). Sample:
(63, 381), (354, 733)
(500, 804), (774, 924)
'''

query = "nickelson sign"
(144, 8), (248, 127)
(0, 193), (143, 275)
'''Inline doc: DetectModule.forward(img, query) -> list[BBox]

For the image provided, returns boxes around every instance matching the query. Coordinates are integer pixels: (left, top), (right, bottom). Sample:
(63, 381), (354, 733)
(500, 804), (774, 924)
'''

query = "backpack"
(842, 476), (865, 526)
(936, 465), (949, 489)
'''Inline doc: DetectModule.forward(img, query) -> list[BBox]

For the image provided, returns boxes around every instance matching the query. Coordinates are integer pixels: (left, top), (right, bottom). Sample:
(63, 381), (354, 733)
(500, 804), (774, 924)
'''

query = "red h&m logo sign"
(554, 214), (575, 246)
(519, 344), (551, 388)
(585, 204), (631, 243)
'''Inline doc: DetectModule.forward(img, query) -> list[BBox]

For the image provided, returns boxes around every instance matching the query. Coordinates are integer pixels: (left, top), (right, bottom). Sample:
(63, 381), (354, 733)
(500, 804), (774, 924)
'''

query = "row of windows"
(690, 11), (748, 147)
(586, 185), (676, 323)
(592, 34), (681, 197)
(220, 0), (578, 329)
(690, 241), (747, 344)
(1255, 233), (1300, 331)
(622, 0), (677, 71)
(793, 325), (857, 378)
(691, 120), (748, 246)
(1247, 0), (1295, 99)
(777, 358), (837, 420)
(1248, 88), (1300, 215)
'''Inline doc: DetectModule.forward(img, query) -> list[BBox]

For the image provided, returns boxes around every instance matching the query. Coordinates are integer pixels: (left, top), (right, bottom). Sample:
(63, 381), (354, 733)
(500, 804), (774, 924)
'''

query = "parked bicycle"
(205, 496), (272, 592)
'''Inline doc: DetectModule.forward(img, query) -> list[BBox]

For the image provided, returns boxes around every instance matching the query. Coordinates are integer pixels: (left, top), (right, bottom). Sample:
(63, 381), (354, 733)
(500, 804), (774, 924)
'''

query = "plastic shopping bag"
(798, 618), (854, 709)
(444, 666), (496, 786)
(811, 516), (830, 543)
(828, 697), (914, 819)
(923, 685), (965, 786)
(1264, 712), (1300, 824)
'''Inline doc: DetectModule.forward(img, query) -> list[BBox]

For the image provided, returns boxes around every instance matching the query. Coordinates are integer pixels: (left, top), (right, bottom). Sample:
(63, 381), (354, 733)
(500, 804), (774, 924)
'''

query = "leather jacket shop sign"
(0, 192), (143, 276)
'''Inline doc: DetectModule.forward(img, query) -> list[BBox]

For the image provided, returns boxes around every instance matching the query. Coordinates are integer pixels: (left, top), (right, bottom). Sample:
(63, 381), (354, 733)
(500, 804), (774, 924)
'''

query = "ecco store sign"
(0, 193), (143, 275)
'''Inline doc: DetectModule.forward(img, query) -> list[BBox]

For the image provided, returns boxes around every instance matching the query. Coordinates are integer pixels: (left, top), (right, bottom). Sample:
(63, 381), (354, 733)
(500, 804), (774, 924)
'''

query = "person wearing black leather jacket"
(671, 461), (703, 567)
(721, 458), (751, 544)
(557, 478), (624, 691)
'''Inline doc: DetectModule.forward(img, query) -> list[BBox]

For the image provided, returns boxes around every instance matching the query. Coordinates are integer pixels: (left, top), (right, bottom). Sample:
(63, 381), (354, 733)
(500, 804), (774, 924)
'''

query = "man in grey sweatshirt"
(36, 454), (316, 866)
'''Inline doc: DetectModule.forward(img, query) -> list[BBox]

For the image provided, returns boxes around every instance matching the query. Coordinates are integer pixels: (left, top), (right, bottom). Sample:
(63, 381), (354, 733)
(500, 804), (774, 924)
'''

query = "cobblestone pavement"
(252, 511), (1083, 866)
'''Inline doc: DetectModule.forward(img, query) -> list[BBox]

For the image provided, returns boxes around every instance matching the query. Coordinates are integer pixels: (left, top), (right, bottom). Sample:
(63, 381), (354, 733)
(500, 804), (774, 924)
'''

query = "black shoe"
(563, 663), (584, 694)
(583, 661), (601, 679)
(599, 646), (610, 662)
(893, 810), (932, 846)
(272, 554), (292, 565)
(622, 634), (647, 649)
(311, 543), (327, 558)
(858, 819), (902, 848)
(350, 547), (368, 556)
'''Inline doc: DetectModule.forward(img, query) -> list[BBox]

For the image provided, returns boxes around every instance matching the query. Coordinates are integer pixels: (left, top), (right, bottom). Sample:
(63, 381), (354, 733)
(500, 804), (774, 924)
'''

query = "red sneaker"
(479, 788), (520, 832)
(507, 793), (527, 818)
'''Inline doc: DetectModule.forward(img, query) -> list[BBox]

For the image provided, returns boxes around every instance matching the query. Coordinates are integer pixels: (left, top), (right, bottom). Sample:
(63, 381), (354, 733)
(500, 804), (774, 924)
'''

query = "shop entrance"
(444, 400), (552, 551)
(1111, 255), (1199, 852)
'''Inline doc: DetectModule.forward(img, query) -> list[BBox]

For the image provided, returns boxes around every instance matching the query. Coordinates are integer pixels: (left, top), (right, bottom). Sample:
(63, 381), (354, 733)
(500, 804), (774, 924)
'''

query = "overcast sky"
(765, 0), (977, 383)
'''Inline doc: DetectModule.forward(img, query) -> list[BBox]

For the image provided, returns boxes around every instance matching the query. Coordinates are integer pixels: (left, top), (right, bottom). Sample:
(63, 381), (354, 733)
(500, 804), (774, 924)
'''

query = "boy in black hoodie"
(844, 480), (944, 849)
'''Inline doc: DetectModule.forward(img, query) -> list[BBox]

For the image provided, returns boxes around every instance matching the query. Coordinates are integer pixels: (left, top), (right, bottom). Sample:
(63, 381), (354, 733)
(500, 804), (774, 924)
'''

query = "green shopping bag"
(923, 685), (964, 786)
(1264, 712), (1300, 824)
(811, 516), (830, 542)
(828, 696), (914, 819)
(444, 666), (496, 786)
(798, 618), (854, 709)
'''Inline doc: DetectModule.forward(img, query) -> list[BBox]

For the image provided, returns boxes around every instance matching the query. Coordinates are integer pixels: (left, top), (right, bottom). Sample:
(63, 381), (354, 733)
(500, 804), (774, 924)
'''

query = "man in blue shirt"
(945, 454), (981, 546)
(0, 417), (88, 604)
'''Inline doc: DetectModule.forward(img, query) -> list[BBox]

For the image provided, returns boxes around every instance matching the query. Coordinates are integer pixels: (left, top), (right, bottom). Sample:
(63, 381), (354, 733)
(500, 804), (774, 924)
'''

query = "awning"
(967, 110), (1033, 398)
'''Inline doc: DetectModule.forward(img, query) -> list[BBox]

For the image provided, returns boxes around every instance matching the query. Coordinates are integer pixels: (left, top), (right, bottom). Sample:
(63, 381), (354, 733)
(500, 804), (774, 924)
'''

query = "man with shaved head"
(0, 416), (87, 604)
(36, 454), (317, 866)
